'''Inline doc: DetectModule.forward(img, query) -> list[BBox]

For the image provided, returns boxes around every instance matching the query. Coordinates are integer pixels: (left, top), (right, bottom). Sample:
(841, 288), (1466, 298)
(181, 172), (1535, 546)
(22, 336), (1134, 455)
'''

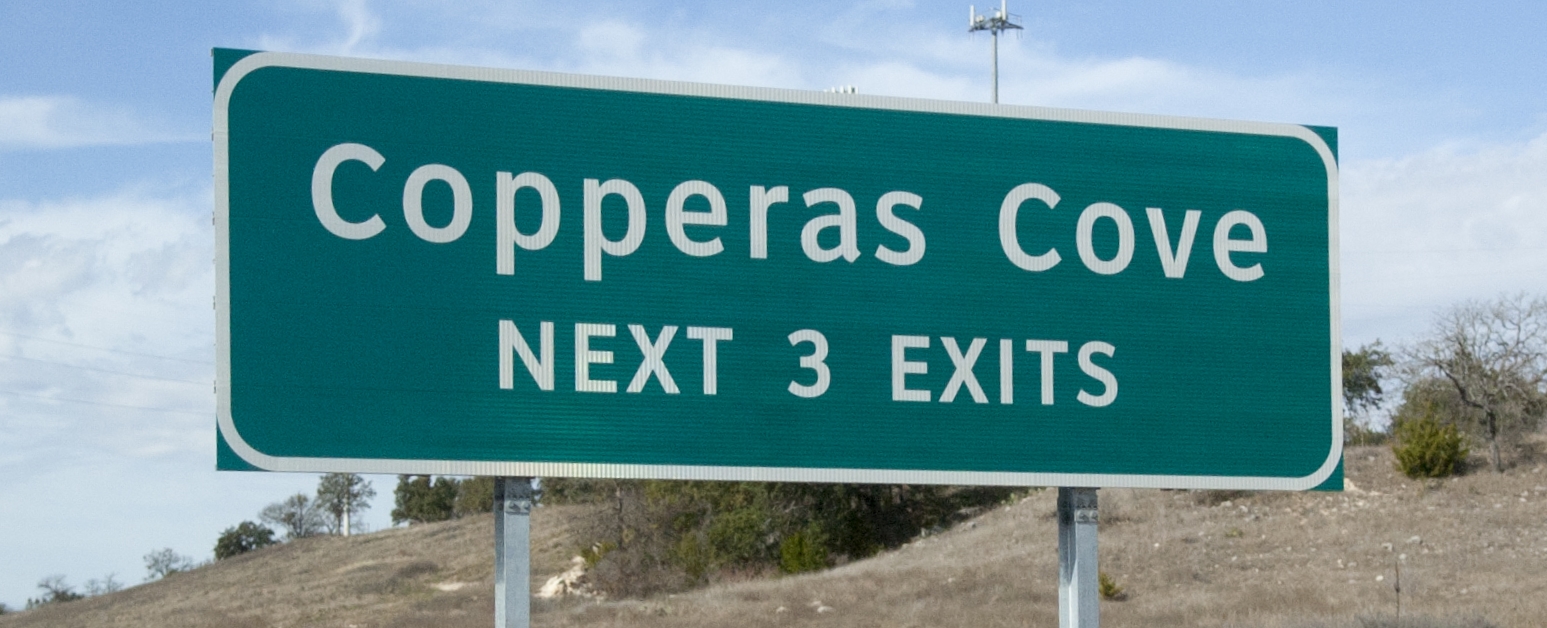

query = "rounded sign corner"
(216, 408), (281, 472)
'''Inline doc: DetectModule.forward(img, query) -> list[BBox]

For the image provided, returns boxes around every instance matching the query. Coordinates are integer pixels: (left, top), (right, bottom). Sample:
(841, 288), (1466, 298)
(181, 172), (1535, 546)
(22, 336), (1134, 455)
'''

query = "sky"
(2, 0), (1546, 609)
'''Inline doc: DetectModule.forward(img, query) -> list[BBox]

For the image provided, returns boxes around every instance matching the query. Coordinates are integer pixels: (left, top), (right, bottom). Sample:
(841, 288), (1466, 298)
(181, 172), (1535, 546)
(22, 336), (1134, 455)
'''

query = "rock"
(537, 556), (595, 599)
(1407, 536), (1422, 545)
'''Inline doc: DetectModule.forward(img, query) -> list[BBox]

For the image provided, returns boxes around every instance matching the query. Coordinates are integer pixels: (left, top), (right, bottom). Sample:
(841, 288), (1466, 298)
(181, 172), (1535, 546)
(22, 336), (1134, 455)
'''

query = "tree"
(391, 475), (460, 524)
(260, 493), (327, 540)
(454, 476), (496, 517)
(215, 521), (278, 559)
(1344, 341), (1394, 417)
(1344, 342), (1395, 444)
(1406, 294), (1547, 472)
(143, 548), (195, 581)
(26, 575), (83, 608)
(316, 473), (375, 536)
(83, 573), (123, 596)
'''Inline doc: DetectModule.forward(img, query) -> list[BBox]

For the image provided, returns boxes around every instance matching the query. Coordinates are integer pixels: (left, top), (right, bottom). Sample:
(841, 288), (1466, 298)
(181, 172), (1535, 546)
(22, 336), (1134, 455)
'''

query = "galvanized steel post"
(495, 477), (534, 628)
(1057, 487), (1099, 628)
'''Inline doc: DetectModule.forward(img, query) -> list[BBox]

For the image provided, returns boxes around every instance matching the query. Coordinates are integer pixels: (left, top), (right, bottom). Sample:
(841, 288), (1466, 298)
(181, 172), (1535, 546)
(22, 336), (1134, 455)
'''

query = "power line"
(0, 353), (208, 385)
(0, 330), (212, 365)
(0, 388), (209, 417)
(1344, 247), (1547, 255)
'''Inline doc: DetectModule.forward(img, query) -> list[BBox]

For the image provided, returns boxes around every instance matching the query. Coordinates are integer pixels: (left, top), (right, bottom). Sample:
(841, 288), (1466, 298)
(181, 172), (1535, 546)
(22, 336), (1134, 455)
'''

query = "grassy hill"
(5, 445), (1545, 627)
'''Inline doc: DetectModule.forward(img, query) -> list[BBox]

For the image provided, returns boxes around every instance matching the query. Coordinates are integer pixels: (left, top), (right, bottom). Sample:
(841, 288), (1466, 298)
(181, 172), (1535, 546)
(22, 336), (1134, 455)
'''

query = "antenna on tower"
(968, 0), (1023, 104)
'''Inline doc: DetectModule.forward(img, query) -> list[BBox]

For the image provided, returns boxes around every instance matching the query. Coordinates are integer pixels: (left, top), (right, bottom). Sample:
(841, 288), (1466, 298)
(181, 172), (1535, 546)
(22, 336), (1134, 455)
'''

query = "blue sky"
(3, 0), (1546, 609)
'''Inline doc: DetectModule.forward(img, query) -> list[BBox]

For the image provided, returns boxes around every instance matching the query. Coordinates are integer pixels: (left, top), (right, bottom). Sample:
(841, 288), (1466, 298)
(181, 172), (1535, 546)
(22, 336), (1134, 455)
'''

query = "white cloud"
(0, 96), (197, 151)
(335, 0), (382, 53)
(258, 0), (383, 55)
(577, 21), (646, 60)
(237, 0), (1372, 137)
(1340, 132), (1547, 345)
(0, 185), (214, 466)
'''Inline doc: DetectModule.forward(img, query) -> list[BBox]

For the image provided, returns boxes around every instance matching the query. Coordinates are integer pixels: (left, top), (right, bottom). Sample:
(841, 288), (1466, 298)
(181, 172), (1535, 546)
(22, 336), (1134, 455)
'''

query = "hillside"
(4, 445), (1545, 627)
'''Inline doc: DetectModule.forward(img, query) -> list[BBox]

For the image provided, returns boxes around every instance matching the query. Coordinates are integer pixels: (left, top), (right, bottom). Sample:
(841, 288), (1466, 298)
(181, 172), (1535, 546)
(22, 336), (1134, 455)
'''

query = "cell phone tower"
(968, 0), (1023, 103)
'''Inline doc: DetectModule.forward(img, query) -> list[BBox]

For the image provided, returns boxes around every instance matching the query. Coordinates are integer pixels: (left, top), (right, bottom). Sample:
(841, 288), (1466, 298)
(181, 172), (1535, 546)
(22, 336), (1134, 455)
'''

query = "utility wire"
(0, 330), (212, 365)
(0, 388), (209, 417)
(0, 353), (208, 385)
(1345, 246), (1547, 254)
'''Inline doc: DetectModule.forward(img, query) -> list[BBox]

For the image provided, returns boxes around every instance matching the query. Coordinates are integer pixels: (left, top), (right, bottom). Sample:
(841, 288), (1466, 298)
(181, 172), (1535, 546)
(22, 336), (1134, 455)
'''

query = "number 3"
(787, 329), (830, 398)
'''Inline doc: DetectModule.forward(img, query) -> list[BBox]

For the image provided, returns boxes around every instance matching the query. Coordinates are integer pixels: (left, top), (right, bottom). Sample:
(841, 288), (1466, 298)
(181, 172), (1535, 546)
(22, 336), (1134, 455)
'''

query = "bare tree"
(143, 548), (195, 581)
(26, 575), (83, 608)
(316, 473), (375, 536)
(83, 573), (123, 596)
(1406, 294), (1547, 472)
(260, 493), (327, 539)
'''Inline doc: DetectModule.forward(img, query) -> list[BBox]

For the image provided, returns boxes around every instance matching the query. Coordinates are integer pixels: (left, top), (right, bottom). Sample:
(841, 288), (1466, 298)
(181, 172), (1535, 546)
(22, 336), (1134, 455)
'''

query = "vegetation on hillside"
(542, 479), (1018, 597)
(390, 475), (494, 524)
(1403, 294), (1547, 471)
(215, 522), (277, 560)
(1348, 293), (1547, 475)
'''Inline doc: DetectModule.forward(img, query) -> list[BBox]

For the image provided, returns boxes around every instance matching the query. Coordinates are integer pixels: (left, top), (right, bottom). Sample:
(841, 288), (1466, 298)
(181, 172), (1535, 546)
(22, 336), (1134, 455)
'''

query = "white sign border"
(214, 50), (1342, 490)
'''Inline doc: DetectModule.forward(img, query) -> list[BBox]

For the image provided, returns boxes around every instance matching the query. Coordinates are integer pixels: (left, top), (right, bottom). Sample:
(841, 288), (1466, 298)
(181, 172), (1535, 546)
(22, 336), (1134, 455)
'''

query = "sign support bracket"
(1057, 487), (1099, 628)
(495, 477), (534, 628)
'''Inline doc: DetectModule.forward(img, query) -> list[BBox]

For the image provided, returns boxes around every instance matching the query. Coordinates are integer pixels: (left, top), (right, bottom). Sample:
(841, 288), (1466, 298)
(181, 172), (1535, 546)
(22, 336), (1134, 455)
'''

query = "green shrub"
(1392, 413), (1469, 478)
(576, 480), (1015, 597)
(580, 541), (616, 568)
(673, 534), (711, 582)
(779, 524), (830, 574)
(214, 521), (277, 560)
(453, 476), (495, 517)
(1098, 571), (1126, 601)
(705, 506), (768, 566)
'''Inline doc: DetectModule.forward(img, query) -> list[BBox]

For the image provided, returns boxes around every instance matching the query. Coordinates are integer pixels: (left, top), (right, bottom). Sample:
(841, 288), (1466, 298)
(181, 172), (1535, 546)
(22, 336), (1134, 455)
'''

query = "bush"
(572, 480), (1015, 597)
(1098, 571), (1126, 601)
(779, 524), (830, 574)
(1392, 413), (1469, 478)
(215, 521), (277, 560)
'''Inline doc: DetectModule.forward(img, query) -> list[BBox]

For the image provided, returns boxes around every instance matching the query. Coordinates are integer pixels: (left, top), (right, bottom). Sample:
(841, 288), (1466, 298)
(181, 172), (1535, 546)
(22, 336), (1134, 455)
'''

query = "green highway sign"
(215, 49), (1341, 489)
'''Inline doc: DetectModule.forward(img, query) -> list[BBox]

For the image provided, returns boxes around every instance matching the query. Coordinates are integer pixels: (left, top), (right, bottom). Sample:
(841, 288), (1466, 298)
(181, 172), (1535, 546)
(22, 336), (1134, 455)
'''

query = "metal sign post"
(494, 477), (534, 628)
(1058, 487), (1099, 628)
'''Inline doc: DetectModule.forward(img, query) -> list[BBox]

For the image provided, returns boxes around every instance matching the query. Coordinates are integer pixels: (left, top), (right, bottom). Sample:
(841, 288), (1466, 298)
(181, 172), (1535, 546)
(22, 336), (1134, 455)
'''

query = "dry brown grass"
(0, 504), (589, 628)
(4, 443), (1545, 627)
